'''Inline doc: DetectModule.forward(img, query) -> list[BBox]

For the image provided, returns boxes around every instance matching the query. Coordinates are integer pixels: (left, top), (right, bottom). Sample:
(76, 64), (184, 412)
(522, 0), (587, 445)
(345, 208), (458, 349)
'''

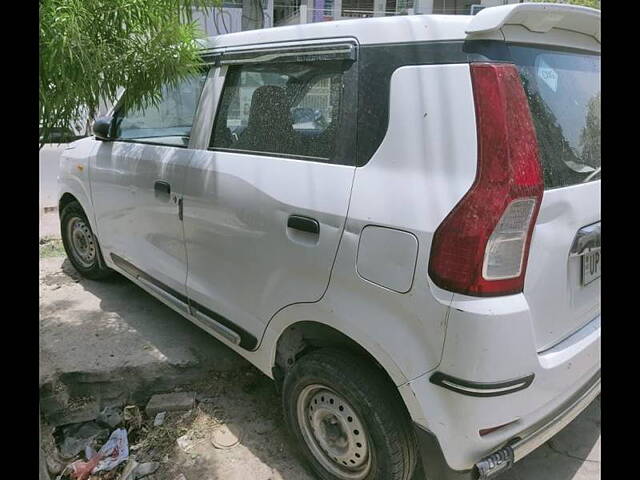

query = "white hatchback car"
(58, 4), (600, 479)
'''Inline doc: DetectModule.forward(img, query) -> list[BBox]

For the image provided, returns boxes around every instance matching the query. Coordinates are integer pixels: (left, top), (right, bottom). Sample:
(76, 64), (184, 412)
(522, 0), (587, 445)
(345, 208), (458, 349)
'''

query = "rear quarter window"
(509, 45), (601, 189)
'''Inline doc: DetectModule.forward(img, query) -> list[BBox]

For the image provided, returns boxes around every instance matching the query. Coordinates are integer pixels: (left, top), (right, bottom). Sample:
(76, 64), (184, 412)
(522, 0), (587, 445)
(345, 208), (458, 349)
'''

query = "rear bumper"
(405, 293), (600, 472)
(475, 368), (600, 479)
(413, 425), (474, 480)
(413, 369), (600, 479)
(508, 368), (600, 463)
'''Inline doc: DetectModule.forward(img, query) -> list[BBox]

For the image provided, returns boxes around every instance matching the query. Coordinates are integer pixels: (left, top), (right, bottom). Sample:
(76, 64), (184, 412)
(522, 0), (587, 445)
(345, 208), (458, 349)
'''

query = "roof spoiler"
(466, 3), (600, 43)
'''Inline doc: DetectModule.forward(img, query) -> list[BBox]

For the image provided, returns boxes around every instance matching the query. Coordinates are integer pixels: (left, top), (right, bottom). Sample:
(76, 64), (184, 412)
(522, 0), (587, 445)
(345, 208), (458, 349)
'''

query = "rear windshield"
(510, 45), (601, 189)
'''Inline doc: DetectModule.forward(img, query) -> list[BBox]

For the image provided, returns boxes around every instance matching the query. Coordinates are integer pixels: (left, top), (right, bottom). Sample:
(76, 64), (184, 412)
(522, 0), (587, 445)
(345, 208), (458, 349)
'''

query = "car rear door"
(508, 38), (601, 351)
(181, 42), (358, 349)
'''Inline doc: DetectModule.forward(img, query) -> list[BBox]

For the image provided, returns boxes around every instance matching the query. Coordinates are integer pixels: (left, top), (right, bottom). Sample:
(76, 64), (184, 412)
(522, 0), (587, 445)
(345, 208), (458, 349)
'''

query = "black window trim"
(109, 138), (192, 149)
(202, 37), (359, 66)
(219, 42), (357, 65)
(111, 253), (258, 350)
(209, 146), (336, 164)
(208, 48), (359, 167)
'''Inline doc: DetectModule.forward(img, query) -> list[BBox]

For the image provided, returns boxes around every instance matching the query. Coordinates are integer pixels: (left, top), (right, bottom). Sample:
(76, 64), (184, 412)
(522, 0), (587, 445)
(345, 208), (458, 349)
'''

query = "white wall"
(193, 2), (274, 36)
(39, 145), (65, 211)
(414, 0), (435, 14)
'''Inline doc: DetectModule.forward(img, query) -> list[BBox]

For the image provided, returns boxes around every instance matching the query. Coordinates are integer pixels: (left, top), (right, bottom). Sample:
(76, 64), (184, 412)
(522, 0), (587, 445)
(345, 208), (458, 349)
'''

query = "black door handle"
(288, 215), (320, 235)
(154, 180), (171, 201)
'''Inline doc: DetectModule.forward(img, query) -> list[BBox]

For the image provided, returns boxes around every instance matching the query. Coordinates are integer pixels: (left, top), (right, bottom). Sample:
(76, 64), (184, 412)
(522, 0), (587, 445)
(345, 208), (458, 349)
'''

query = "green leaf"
(39, 0), (220, 143)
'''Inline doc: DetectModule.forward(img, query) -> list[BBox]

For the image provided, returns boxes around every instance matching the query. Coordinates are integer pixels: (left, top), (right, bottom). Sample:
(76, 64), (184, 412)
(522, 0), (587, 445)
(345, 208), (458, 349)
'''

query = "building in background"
(192, 0), (274, 36)
(191, 0), (525, 36)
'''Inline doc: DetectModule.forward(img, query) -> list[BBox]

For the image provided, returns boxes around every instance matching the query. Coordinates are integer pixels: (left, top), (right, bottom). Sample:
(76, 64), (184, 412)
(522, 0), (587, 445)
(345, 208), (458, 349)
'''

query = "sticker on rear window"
(537, 57), (558, 92)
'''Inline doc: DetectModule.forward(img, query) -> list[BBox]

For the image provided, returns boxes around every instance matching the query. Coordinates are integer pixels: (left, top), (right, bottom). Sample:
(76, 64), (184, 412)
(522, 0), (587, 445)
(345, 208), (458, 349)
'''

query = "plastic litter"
(96, 406), (123, 429)
(92, 428), (129, 472)
(176, 434), (193, 452)
(153, 411), (166, 427)
(58, 428), (129, 480)
(84, 446), (96, 461)
(66, 453), (103, 480)
(58, 422), (108, 460)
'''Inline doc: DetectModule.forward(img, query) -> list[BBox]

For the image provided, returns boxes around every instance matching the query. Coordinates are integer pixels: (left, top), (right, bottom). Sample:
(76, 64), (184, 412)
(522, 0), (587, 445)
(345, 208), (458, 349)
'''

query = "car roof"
(200, 14), (474, 50)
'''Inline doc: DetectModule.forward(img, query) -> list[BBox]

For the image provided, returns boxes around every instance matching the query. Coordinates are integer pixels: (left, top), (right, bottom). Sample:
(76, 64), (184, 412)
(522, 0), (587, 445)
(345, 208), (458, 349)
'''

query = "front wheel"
(60, 201), (112, 280)
(283, 348), (418, 480)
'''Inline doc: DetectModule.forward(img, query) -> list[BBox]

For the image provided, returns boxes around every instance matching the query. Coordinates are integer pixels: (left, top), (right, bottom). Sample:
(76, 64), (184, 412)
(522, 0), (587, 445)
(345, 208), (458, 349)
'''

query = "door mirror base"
(93, 116), (114, 141)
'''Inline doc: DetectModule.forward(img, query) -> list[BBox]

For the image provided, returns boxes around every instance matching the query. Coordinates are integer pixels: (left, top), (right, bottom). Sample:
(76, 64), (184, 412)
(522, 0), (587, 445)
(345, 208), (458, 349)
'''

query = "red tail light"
(428, 63), (543, 297)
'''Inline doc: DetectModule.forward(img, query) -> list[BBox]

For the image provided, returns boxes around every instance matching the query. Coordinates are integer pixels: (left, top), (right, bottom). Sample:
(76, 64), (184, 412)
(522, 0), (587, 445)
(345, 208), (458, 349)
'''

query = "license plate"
(582, 250), (601, 286)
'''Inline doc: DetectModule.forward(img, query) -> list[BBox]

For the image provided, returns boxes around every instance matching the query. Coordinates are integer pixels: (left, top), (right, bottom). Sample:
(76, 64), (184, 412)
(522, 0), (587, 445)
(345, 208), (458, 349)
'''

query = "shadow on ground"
(40, 257), (600, 480)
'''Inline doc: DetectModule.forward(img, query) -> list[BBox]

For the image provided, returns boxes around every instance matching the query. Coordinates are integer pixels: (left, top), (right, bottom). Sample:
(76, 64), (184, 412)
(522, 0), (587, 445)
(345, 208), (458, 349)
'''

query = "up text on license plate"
(582, 250), (601, 286)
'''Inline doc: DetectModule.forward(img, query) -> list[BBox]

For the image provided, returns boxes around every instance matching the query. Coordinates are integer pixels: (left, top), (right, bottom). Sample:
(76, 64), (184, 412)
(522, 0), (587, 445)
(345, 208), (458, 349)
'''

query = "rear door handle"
(287, 215), (320, 235)
(154, 180), (171, 201)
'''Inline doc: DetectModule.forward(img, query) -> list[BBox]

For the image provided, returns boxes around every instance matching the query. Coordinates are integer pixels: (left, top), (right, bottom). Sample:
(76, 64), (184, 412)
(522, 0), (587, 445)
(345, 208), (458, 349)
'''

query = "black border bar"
(110, 253), (258, 350)
(430, 371), (535, 398)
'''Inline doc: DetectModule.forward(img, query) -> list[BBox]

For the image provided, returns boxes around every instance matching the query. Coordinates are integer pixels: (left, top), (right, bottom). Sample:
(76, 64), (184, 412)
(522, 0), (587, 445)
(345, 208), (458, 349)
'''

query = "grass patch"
(39, 237), (65, 258)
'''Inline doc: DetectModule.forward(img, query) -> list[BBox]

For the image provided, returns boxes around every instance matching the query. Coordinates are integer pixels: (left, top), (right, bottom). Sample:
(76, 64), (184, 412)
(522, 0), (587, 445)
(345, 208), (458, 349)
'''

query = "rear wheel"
(283, 348), (418, 480)
(60, 201), (112, 280)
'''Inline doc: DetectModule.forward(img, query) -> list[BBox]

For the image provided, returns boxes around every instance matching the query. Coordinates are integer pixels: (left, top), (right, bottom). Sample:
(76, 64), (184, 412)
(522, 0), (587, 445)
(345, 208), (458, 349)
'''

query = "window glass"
(211, 61), (346, 161)
(114, 73), (207, 147)
(511, 46), (601, 188)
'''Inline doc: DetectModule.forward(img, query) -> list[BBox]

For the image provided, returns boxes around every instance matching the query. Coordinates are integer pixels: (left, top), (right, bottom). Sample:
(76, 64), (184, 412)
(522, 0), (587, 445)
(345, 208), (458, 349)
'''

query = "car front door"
(182, 43), (358, 349)
(90, 73), (207, 305)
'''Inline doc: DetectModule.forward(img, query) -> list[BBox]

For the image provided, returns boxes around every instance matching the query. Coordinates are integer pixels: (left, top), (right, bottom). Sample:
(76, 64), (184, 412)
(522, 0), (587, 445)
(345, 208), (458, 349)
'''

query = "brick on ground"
(145, 392), (196, 416)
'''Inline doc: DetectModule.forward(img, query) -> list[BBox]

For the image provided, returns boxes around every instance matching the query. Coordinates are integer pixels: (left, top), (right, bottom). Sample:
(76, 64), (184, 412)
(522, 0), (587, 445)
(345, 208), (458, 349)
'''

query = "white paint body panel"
(308, 64), (479, 381)
(181, 150), (355, 340)
(526, 182), (601, 351)
(90, 142), (193, 295)
(356, 226), (418, 293)
(201, 14), (473, 48)
(57, 138), (100, 232)
(500, 24), (600, 52)
(466, 3), (600, 42)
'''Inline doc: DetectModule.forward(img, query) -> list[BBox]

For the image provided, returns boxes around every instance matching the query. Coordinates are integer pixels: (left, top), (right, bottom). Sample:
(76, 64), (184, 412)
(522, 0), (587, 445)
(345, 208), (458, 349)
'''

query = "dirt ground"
(39, 223), (600, 480)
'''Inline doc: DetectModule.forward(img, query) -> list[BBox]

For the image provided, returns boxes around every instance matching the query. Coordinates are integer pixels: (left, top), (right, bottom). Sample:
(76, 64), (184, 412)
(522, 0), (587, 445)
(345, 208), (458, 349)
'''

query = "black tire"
(60, 201), (113, 280)
(283, 348), (418, 480)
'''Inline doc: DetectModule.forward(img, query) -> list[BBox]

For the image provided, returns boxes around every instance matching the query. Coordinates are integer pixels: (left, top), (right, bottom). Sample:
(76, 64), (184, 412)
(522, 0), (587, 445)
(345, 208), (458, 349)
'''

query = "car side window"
(113, 72), (207, 147)
(210, 61), (347, 162)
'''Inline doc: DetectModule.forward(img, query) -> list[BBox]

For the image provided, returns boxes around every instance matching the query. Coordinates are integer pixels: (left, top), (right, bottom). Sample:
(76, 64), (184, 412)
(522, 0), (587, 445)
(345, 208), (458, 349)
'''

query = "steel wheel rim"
(297, 384), (372, 480)
(67, 216), (96, 268)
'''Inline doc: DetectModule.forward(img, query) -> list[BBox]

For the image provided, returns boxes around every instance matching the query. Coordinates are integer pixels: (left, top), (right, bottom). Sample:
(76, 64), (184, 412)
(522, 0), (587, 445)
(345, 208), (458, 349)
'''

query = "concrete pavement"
(40, 256), (245, 403)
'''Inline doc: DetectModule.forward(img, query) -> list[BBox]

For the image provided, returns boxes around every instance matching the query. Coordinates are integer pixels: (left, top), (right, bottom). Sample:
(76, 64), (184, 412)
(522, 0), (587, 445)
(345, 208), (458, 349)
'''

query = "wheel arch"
(58, 186), (97, 234)
(274, 321), (389, 377)
(58, 192), (78, 213)
(267, 316), (407, 384)
(268, 318), (426, 437)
